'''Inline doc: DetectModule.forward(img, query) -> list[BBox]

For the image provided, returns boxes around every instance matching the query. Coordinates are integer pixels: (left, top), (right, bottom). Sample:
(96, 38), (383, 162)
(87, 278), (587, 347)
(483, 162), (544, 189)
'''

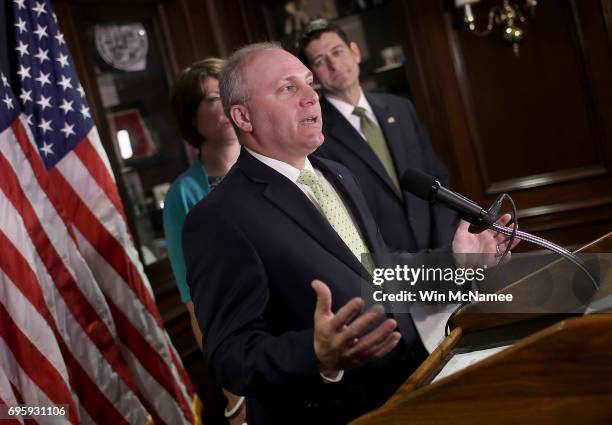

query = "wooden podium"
(350, 233), (612, 425)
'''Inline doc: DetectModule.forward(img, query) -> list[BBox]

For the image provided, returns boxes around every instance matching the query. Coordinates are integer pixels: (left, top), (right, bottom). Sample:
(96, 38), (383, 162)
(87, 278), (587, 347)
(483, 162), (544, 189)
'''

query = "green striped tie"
(352, 106), (400, 190)
(297, 169), (373, 272)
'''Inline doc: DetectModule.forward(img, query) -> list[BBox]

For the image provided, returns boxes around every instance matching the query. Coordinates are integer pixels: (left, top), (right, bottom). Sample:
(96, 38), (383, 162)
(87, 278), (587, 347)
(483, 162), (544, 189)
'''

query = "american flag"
(0, 0), (197, 423)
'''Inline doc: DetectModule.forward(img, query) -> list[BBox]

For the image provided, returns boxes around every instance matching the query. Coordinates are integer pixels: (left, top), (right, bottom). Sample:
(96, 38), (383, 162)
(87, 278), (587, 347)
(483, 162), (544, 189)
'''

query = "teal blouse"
(163, 160), (212, 302)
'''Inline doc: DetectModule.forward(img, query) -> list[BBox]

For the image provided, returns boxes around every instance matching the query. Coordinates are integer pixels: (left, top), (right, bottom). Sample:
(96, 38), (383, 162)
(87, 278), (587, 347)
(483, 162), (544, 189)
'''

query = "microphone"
(401, 169), (495, 228)
(401, 168), (599, 291)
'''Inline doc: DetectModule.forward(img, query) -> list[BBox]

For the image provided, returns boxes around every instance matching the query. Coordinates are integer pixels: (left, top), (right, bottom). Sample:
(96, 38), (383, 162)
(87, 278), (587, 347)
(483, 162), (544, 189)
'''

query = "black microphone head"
(401, 169), (438, 200)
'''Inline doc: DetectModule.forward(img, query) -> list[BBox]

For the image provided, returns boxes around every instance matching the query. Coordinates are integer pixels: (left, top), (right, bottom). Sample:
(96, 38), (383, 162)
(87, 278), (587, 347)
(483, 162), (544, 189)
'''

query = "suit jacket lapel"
(322, 96), (402, 199)
(237, 149), (366, 277)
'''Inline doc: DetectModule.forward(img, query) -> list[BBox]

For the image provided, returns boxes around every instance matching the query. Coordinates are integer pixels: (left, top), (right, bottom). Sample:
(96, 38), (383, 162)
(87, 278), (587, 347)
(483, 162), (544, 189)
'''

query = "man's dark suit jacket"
(317, 93), (456, 252)
(183, 149), (428, 425)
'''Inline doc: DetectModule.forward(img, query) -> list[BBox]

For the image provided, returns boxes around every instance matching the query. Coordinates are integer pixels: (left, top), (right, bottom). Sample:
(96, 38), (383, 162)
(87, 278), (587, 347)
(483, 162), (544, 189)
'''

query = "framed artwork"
(108, 108), (157, 160)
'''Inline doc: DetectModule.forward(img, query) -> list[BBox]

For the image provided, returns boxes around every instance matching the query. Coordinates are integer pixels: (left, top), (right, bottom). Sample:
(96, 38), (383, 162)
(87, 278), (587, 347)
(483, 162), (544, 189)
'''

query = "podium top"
(450, 232), (612, 332)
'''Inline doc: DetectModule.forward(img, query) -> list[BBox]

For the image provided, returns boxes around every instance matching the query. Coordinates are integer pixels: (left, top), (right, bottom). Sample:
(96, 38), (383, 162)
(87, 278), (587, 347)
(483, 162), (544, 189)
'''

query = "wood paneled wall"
(395, 0), (612, 249)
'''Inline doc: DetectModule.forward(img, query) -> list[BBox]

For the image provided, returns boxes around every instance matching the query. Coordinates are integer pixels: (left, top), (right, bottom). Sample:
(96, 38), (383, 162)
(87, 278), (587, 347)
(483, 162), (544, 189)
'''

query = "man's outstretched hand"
(452, 213), (520, 266)
(311, 280), (400, 377)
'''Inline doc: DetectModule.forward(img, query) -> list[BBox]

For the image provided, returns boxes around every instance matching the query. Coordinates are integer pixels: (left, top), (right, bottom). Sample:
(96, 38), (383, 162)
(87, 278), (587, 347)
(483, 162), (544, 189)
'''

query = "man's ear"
(349, 41), (361, 64)
(230, 105), (252, 133)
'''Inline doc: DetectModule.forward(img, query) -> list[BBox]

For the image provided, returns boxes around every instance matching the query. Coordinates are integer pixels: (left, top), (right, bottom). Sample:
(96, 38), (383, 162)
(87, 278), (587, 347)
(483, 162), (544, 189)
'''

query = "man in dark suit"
(297, 20), (456, 252)
(183, 43), (515, 424)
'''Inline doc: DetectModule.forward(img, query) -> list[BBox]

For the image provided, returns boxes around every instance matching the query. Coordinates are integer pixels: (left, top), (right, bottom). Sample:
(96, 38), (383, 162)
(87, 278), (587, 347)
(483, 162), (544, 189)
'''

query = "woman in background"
(164, 58), (243, 424)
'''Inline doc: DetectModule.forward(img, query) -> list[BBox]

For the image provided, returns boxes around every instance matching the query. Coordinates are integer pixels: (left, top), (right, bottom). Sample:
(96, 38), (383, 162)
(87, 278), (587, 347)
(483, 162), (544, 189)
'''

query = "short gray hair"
(219, 42), (282, 133)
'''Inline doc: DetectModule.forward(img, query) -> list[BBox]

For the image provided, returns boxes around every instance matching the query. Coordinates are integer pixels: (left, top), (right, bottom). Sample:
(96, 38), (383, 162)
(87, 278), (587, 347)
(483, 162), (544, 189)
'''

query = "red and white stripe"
(51, 127), (195, 424)
(0, 116), (154, 424)
(0, 283), (75, 425)
(0, 193), (147, 425)
(0, 364), (25, 425)
(8, 120), (195, 422)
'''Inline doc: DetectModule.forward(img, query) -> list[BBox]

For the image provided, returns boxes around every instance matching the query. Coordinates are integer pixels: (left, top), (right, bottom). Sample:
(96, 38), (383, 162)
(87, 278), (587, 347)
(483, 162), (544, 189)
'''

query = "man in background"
(297, 19), (456, 253)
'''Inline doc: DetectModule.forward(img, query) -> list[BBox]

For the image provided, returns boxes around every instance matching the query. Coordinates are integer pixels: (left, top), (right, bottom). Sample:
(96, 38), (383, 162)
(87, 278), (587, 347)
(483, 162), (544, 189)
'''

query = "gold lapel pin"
(387, 117), (396, 123)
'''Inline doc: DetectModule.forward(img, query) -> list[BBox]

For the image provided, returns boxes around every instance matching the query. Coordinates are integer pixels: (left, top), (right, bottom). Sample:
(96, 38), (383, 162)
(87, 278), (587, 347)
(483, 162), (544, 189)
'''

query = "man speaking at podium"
(183, 43), (513, 425)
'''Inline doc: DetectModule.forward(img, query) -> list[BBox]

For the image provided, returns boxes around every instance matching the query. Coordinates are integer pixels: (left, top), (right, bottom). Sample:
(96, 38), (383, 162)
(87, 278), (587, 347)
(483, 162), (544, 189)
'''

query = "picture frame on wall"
(107, 108), (157, 161)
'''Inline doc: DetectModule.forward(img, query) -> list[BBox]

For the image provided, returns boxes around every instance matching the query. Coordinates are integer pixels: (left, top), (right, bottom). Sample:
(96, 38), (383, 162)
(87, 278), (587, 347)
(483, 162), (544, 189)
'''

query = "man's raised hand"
(311, 279), (401, 376)
(452, 213), (521, 267)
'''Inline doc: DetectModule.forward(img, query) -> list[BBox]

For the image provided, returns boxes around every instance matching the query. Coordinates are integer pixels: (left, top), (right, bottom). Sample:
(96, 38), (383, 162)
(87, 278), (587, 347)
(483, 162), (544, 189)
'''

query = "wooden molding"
(486, 165), (609, 194)
(602, 0), (612, 52)
(517, 194), (612, 219)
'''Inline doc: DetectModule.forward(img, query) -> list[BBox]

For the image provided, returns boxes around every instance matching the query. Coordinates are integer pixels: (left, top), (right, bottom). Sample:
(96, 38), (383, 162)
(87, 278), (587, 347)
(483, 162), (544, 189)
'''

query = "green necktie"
(297, 169), (373, 271)
(352, 106), (400, 190)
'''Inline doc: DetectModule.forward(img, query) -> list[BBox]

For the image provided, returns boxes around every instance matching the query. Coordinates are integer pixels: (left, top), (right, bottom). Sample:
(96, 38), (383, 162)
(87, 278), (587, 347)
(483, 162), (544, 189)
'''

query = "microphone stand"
(490, 223), (599, 290)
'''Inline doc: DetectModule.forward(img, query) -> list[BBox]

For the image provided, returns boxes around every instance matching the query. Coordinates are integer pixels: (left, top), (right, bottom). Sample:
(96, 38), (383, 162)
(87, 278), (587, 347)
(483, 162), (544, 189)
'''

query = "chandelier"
(456, 0), (538, 56)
